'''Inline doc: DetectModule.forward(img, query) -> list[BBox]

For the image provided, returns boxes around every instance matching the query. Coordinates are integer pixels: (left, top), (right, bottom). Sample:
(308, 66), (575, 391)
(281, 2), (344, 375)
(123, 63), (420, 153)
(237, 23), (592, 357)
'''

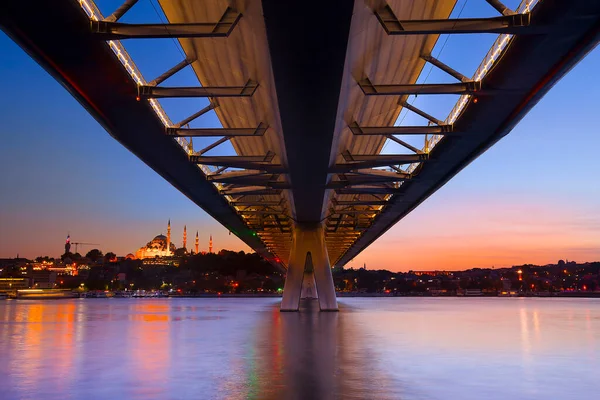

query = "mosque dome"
(135, 224), (177, 259)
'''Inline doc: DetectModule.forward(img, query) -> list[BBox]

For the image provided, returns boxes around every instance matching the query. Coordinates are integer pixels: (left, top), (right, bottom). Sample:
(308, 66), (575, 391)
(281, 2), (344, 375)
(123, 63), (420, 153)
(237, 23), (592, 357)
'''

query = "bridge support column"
(281, 224), (338, 312)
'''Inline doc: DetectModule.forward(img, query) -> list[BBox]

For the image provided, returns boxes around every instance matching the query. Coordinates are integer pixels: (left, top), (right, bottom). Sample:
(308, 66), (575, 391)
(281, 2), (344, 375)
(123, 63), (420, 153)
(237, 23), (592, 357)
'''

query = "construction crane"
(71, 242), (99, 254)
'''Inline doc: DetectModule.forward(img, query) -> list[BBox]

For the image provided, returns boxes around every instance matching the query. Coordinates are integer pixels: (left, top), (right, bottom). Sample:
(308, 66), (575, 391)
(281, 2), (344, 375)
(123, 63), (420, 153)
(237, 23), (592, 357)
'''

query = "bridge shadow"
(245, 299), (402, 399)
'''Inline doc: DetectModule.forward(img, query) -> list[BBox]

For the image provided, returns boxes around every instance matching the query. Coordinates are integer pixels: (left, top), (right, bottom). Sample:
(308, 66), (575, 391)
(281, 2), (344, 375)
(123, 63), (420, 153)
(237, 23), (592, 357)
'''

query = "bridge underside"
(1, 0), (599, 311)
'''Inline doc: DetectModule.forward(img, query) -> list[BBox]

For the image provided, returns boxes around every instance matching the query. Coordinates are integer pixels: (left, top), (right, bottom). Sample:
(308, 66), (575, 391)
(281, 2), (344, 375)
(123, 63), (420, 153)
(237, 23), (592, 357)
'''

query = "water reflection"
(246, 300), (399, 399)
(0, 298), (599, 399)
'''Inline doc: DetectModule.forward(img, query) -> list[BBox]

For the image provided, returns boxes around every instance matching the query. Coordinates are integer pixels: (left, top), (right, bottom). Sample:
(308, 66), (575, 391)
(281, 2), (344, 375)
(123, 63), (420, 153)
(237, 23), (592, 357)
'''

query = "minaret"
(167, 219), (171, 256)
(195, 231), (199, 254)
(65, 234), (71, 254)
(209, 235), (213, 253)
(183, 225), (187, 250)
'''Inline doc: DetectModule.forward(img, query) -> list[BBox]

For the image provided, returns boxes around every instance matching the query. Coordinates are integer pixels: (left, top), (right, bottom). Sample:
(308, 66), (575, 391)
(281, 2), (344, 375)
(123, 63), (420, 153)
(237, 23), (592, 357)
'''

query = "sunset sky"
(0, 0), (598, 271)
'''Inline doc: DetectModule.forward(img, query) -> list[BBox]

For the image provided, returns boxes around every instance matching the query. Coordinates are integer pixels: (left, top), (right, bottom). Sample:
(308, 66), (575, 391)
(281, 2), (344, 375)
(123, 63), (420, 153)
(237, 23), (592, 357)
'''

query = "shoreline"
(3, 292), (600, 300)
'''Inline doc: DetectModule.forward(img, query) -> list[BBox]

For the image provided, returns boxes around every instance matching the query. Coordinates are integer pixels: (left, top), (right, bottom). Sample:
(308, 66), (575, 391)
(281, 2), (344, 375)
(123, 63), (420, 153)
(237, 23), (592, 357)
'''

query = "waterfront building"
(0, 277), (31, 292)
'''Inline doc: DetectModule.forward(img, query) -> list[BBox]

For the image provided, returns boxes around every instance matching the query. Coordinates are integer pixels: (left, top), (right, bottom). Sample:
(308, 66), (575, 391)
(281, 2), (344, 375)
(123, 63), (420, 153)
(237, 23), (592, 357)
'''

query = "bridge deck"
(1, 0), (599, 268)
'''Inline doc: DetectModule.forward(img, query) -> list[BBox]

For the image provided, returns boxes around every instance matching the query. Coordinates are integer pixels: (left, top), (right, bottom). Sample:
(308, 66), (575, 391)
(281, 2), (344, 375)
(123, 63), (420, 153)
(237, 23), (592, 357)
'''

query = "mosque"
(134, 220), (211, 259)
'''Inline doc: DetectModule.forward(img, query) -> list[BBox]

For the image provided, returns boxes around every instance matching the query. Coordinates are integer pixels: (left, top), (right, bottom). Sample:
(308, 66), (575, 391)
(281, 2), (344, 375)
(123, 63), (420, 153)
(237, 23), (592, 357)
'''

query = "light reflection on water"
(0, 298), (599, 399)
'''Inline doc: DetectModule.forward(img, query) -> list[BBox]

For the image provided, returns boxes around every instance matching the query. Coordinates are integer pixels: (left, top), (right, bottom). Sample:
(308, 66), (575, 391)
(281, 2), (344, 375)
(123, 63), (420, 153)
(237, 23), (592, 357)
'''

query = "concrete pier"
(281, 224), (338, 312)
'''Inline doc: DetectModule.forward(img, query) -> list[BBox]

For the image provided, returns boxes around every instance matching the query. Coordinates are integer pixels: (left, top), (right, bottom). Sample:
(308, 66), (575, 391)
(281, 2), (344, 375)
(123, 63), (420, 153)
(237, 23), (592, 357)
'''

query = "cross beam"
(349, 121), (453, 136)
(222, 181), (290, 190)
(173, 103), (218, 128)
(220, 187), (283, 196)
(486, 0), (516, 16)
(239, 211), (290, 216)
(328, 174), (409, 188)
(375, 5), (530, 35)
(105, 0), (139, 23)
(92, 7), (242, 39)
(330, 153), (427, 172)
(208, 172), (276, 184)
(148, 58), (195, 86)
(359, 78), (480, 96)
(421, 54), (470, 83)
(352, 169), (411, 179)
(399, 101), (445, 125)
(190, 152), (280, 171)
(386, 135), (424, 154)
(335, 187), (403, 195)
(214, 163), (286, 174)
(230, 201), (283, 206)
(167, 123), (268, 137)
(333, 200), (388, 206)
(329, 210), (380, 215)
(139, 80), (258, 99)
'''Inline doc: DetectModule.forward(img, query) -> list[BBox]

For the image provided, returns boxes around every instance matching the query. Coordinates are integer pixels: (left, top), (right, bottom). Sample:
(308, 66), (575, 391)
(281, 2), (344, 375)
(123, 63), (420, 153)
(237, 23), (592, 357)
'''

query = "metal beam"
(230, 200), (283, 206)
(139, 80), (258, 99)
(349, 121), (453, 136)
(220, 187), (283, 196)
(333, 200), (388, 206)
(352, 169), (411, 180)
(329, 210), (379, 215)
(342, 151), (427, 163)
(208, 171), (270, 183)
(239, 211), (289, 216)
(330, 152), (427, 172)
(359, 78), (480, 96)
(149, 58), (195, 86)
(486, 0), (515, 16)
(326, 223), (369, 229)
(222, 181), (289, 190)
(218, 177), (286, 186)
(173, 103), (218, 128)
(385, 135), (424, 154)
(328, 174), (409, 188)
(332, 161), (422, 173)
(209, 170), (270, 181)
(191, 152), (275, 166)
(167, 123), (268, 137)
(399, 101), (445, 126)
(105, 0), (139, 23)
(196, 137), (229, 155)
(219, 163), (286, 173)
(92, 7), (242, 39)
(253, 227), (291, 232)
(335, 187), (403, 195)
(421, 54), (470, 83)
(222, 180), (291, 190)
(375, 5), (530, 35)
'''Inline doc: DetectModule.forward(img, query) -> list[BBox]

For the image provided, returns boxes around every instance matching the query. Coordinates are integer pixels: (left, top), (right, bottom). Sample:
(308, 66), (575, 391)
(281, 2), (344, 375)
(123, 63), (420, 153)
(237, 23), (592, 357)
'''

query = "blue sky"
(0, 0), (598, 270)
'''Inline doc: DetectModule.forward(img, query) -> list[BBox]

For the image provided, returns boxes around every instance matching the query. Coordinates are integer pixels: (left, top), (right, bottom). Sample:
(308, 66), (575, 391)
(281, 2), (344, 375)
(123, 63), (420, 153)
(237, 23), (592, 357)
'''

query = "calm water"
(1, 297), (599, 399)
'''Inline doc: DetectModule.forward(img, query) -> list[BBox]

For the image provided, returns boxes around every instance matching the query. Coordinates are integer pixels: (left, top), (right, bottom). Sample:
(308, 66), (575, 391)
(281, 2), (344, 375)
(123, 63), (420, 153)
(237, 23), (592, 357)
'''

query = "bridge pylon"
(281, 224), (338, 312)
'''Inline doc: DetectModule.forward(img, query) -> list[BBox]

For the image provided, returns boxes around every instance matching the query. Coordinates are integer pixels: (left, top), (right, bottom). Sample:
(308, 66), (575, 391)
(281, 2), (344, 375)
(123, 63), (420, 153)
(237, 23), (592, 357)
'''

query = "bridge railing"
(425, 0), (541, 152)
(77, 0), (212, 178)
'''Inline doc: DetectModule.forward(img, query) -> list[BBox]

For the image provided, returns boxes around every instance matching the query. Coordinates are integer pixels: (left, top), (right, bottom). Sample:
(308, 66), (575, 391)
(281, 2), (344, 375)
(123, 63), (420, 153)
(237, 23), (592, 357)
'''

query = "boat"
(15, 289), (78, 299)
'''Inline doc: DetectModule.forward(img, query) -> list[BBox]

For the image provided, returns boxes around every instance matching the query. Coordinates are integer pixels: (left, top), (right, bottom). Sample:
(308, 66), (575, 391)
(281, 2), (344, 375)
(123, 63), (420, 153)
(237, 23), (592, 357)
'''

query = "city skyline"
(1, 1), (599, 271)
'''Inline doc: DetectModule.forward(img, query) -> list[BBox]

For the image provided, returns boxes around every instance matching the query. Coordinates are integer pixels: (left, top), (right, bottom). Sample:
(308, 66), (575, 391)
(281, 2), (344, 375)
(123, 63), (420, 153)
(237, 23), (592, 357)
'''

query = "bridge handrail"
(425, 0), (541, 153)
(77, 1), (214, 177)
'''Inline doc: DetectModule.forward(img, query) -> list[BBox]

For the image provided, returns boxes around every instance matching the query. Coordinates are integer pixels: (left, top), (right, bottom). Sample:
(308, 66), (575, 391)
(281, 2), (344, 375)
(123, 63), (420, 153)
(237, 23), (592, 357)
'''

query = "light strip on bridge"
(76, 1), (216, 172)
(78, 0), (277, 217)
(332, 0), (541, 264)
(419, 0), (539, 171)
